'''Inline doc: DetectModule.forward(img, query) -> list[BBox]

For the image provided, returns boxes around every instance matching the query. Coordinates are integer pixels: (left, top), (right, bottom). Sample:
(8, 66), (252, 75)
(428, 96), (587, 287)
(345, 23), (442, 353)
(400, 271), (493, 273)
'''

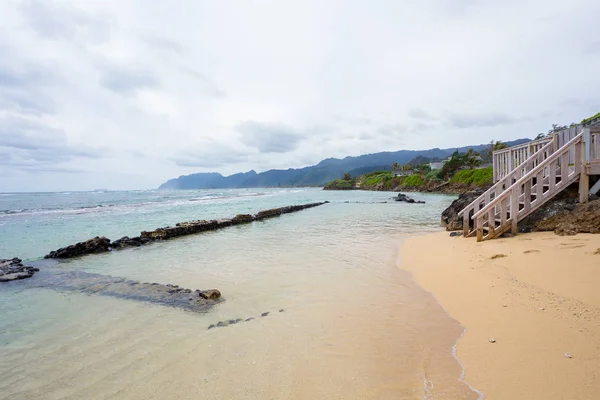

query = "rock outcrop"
(45, 236), (111, 259)
(43, 202), (329, 259)
(0, 258), (39, 282)
(440, 190), (483, 231)
(529, 199), (600, 235)
(394, 193), (425, 204)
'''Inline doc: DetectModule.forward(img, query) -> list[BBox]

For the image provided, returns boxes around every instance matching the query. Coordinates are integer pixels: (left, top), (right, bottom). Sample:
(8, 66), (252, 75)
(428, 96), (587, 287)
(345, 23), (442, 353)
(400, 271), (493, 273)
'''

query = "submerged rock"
(45, 236), (111, 259)
(0, 258), (39, 282)
(23, 268), (222, 313)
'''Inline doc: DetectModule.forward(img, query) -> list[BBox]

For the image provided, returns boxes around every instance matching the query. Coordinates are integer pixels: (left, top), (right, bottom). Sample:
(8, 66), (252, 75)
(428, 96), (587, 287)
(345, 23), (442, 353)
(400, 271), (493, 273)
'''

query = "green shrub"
(362, 171), (393, 187)
(402, 175), (424, 187)
(581, 112), (600, 125)
(425, 170), (441, 182)
(324, 179), (353, 189)
(450, 167), (493, 187)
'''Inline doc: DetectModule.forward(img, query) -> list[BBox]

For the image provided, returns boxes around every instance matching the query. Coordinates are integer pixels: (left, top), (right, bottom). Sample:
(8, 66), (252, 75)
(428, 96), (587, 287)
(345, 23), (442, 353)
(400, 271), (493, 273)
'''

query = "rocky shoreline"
(440, 184), (600, 236)
(44, 202), (328, 259)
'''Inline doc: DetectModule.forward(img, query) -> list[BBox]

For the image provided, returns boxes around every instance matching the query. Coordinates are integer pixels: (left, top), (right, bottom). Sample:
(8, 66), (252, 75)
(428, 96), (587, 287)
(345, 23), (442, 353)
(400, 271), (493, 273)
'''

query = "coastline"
(400, 231), (600, 399)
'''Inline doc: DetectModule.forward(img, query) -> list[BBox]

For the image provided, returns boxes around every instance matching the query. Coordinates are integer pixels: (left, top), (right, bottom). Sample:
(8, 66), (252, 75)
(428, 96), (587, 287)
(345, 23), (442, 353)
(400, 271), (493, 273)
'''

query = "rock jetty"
(0, 258), (39, 282)
(394, 193), (425, 204)
(45, 236), (112, 259)
(44, 202), (328, 259)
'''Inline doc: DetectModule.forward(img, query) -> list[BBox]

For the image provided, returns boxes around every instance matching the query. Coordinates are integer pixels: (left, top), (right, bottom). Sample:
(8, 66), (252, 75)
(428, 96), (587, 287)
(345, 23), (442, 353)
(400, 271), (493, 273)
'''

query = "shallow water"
(0, 188), (479, 399)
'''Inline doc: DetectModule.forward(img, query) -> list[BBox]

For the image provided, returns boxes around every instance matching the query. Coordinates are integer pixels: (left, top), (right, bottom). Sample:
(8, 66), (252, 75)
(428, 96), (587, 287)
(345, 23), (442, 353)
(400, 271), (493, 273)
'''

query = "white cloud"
(0, 0), (599, 191)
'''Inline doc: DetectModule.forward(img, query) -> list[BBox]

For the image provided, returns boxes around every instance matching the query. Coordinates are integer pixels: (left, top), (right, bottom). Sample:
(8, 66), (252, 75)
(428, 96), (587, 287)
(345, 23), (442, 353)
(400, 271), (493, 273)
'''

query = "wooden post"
(511, 188), (519, 234)
(579, 134), (589, 203)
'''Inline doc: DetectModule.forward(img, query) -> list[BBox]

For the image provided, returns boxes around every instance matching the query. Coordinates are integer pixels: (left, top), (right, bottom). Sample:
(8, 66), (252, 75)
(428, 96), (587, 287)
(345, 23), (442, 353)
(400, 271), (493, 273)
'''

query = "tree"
(392, 162), (400, 173)
(486, 140), (507, 161)
(343, 172), (352, 181)
(534, 133), (546, 140)
(438, 150), (467, 179)
(464, 148), (481, 169)
(548, 124), (567, 134)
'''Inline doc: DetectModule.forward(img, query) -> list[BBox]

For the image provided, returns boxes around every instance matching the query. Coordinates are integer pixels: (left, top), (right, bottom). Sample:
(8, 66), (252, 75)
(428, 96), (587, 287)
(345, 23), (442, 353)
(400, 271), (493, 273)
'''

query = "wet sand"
(401, 231), (600, 399)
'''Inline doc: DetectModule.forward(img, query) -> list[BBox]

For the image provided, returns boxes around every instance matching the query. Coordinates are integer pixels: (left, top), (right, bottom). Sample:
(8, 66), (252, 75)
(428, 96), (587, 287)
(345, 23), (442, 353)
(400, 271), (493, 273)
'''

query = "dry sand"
(401, 231), (600, 399)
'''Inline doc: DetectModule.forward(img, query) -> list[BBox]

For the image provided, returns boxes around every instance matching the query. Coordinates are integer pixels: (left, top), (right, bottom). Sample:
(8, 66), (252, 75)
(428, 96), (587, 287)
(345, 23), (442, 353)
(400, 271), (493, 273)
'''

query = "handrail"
(458, 139), (554, 218)
(473, 132), (583, 220)
(500, 137), (551, 153)
(493, 137), (552, 182)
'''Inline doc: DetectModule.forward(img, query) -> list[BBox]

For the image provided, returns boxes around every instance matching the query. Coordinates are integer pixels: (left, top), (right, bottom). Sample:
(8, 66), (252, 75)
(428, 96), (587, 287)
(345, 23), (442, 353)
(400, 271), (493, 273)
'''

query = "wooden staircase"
(459, 126), (592, 241)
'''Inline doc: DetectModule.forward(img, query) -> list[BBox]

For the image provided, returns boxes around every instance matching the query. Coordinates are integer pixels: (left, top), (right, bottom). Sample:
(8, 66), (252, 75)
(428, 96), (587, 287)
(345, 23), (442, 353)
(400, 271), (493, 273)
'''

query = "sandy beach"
(401, 231), (600, 399)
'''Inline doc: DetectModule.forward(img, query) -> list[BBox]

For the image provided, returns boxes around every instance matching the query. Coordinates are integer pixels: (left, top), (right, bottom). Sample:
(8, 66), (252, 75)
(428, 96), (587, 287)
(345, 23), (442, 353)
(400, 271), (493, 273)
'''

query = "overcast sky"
(1, 0), (599, 192)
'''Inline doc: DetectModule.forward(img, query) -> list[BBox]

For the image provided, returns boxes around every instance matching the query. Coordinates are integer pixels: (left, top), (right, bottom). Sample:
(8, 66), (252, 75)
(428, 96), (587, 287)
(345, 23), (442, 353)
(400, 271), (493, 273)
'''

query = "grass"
(402, 175), (424, 187)
(362, 171), (393, 186)
(450, 167), (493, 187)
(324, 179), (354, 189)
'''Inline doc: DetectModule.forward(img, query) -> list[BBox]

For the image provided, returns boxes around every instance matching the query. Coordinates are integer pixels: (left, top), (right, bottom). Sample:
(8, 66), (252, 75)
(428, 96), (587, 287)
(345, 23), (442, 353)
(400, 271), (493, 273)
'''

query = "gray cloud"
(18, 0), (111, 44)
(584, 41), (600, 55)
(408, 108), (437, 121)
(179, 67), (226, 98)
(237, 121), (305, 153)
(0, 90), (56, 115)
(377, 124), (407, 137)
(0, 117), (102, 169)
(171, 143), (251, 168)
(143, 34), (184, 55)
(358, 132), (375, 140)
(447, 112), (519, 129)
(100, 66), (160, 95)
(0, 65), (59, 115)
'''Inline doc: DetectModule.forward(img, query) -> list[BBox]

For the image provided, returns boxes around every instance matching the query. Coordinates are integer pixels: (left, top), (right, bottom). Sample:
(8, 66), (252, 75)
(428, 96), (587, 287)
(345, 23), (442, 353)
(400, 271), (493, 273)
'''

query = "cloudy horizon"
(1, 0), (599, 192)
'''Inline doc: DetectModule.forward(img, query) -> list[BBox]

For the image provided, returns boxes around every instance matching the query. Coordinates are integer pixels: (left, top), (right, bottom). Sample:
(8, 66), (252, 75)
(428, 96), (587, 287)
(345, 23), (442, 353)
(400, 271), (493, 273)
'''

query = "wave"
(0, 190), (273, 218)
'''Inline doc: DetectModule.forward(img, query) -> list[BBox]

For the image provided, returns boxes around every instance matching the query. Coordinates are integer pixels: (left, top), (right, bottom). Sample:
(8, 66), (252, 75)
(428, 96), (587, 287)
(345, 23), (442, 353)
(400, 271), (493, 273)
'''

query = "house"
(429, 160), (447, 170)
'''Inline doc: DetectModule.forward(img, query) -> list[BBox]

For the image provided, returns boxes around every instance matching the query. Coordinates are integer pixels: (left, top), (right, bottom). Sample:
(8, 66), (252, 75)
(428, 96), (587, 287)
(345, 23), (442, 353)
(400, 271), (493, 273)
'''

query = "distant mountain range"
(158, 139), (530, 189)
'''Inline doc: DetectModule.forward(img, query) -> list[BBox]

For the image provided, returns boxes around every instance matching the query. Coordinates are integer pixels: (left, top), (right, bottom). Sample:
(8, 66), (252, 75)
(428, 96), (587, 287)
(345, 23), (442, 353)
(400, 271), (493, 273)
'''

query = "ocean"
(0, 188), (480, 399)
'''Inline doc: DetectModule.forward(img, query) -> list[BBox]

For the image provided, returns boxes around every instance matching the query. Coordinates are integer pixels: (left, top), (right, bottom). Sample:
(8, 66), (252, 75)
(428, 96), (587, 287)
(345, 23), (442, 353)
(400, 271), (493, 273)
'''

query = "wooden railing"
(588, 130), (600, 162)
(459, 140), (554, 237)
(472, 132), (583, 241)
(493, 138), (551, 182)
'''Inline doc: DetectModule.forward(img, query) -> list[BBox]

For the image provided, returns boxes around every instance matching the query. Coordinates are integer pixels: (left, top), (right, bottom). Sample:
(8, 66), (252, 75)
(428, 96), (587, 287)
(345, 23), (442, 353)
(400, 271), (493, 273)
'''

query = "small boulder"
(199, 289), (221, 300)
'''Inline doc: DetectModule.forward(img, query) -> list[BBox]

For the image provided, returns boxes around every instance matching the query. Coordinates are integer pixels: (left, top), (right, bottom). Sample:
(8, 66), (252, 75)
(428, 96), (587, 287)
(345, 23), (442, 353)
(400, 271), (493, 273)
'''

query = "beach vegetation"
(402, 175), (424, 187)
(450, 167), (493, 187)
(582, 112), (600, 125)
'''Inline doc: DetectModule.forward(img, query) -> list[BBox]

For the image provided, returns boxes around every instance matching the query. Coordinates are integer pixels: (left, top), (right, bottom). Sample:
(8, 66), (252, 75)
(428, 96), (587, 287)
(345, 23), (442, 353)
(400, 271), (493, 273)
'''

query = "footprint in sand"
(523, 250), (540, 254)
(490, 254), (507, 260)
(593, 248), (600, 255)
(559, 243), (586, 249)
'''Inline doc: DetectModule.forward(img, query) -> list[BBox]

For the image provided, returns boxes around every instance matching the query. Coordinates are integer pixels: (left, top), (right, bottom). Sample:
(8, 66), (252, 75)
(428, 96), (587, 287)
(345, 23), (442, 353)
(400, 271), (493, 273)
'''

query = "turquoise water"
(0, 189), (480, 399)
(0, 188), (449, 261)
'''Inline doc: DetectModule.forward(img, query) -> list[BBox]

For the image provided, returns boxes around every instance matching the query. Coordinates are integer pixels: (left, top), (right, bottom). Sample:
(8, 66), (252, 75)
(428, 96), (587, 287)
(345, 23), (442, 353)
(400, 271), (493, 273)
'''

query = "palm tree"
(392, 162), (400, 173)
(465, 149), (481, 169)
(487, 140), (507, 160)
